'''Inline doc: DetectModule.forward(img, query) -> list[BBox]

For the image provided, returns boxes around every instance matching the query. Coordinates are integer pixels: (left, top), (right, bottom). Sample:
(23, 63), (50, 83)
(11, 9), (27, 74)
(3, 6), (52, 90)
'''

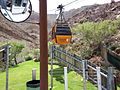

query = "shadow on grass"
(10, 64), (19, 68)
(0, 65), (19, 73)
(49, 65), (72, 84)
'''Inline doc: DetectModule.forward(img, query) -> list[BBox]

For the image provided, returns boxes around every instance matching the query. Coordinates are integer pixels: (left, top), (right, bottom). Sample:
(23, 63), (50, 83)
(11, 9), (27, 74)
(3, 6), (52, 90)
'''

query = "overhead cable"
(48, 0), (82, 12)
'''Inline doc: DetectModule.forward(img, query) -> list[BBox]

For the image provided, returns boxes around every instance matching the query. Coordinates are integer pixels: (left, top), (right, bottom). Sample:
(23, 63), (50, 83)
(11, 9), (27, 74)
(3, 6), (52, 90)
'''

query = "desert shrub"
(9, 41), (24, 65)
(67, 20), (119, 58)
(23, 48), (40, 62)
(32, 49), (40, 62)
(25, 54), (33, 61)
(0, 41), (25, 66)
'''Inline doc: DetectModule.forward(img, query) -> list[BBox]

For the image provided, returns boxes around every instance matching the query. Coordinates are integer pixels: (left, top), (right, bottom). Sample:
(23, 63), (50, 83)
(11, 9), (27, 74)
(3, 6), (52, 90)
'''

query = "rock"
(68, 1), (120, 26)
(115, 48), (120, 54)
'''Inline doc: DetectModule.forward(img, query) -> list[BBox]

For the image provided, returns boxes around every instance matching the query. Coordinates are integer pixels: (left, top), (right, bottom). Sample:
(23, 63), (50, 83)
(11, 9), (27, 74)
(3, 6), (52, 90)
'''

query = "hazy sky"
(31, 0), (120, 14)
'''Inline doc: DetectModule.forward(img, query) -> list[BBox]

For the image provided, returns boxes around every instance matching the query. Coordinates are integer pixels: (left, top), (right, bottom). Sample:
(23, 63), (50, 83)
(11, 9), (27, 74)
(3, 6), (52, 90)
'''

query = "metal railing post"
(51, 45), (55, 59)
(96, 67), (102, 90)
(107, 67), (115, 90)
(5, 45), (9, 90)
(64, 67), (68, 90)
(82, 60), (86, 90)
(53, 46), (117, 90)
(85, 60), (88, 80)
(50, 45), (55, 90)
(50, 58), (53, 90)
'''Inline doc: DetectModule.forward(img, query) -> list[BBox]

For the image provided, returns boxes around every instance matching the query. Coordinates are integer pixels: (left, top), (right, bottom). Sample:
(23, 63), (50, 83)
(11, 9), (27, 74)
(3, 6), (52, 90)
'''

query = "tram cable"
(64, 0), (81, 7)
(48, 0), (83, 12)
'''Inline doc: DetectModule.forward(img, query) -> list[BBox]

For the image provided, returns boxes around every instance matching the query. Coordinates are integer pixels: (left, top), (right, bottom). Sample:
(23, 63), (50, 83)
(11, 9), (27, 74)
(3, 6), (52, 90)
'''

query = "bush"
(66, 20), (119, 58)
(0, 41), (25, 67)
(32, 49), (40, 62)
(25, 54), (33, 61)
(24, 48), (40, 62)
(9, 41), (24, 65)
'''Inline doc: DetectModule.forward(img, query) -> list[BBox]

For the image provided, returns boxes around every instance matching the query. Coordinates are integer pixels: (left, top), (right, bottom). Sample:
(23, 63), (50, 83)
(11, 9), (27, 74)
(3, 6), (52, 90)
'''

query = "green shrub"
(0, 41), (25, 67)
(9, 41), (25, 65)
(23, 48), (40, 62)
(67, 20), (119, 58)
(25, 54), (33, 61)
(32, 49), (40, 62)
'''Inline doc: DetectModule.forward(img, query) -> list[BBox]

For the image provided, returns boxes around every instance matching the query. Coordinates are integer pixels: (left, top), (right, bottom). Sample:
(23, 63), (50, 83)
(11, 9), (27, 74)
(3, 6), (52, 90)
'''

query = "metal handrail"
(52, 46), (116, 90)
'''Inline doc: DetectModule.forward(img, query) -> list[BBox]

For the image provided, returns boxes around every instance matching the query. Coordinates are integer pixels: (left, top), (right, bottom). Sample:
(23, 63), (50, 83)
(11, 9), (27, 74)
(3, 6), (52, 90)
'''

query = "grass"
(0, 60), (97, 90)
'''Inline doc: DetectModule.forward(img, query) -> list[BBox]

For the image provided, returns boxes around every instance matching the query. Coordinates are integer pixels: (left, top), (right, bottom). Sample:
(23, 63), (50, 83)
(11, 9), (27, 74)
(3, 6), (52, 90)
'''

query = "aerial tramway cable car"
(51, 4), (72, 45)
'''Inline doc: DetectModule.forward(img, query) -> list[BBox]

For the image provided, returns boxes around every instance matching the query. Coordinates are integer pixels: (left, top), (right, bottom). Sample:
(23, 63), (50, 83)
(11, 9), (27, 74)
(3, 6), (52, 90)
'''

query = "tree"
(9, 42), (24, 65)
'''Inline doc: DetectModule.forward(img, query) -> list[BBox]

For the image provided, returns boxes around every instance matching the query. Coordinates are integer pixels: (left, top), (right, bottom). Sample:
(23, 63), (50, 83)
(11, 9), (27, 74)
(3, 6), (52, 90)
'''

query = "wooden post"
(40, 0), (48, 90)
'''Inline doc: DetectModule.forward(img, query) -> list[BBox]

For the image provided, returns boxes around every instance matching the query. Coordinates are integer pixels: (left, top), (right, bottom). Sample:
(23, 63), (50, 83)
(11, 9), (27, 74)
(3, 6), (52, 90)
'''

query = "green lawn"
(0, 60), (97, 90)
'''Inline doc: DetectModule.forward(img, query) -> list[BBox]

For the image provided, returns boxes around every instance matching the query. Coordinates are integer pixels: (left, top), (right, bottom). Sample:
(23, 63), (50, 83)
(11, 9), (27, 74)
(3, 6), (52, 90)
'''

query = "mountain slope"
(67, 1), (120, 26)
(0, 11), (57, 48)
(0, 13), (39, 48)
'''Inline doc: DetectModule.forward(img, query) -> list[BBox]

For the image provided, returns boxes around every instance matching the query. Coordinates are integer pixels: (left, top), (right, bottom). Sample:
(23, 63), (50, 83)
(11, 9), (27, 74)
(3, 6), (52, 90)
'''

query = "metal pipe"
(32, 68), (36, 80)
(39, 0), (48, 90)
(5, 46), (9, 90)
(64, 67), (68, 90)
(82, 61), (86, 90)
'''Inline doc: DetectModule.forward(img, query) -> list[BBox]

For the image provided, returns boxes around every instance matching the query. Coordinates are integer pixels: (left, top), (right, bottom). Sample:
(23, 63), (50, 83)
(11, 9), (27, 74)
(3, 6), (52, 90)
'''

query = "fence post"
(64, 67), (68, 90)
(96, 67), (102, 90)
(107, 67), (115, 90)
(51, 45), (55, 59)
(85, 60), (88, 80)
(60, 48), (62, 59)
(5, 45), (9, 90)
(50, 45), (54, 90)
(100, 42), (109, 66)
(82, 60), (86, 90)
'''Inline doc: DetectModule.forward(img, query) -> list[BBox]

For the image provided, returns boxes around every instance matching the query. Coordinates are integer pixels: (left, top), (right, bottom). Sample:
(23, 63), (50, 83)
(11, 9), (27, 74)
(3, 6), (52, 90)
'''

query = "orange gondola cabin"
(51, 4), (72, 45)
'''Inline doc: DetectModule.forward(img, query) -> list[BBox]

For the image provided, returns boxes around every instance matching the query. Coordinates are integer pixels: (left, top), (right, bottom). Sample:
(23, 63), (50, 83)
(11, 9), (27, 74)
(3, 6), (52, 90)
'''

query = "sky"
(31, 0), (120, 14)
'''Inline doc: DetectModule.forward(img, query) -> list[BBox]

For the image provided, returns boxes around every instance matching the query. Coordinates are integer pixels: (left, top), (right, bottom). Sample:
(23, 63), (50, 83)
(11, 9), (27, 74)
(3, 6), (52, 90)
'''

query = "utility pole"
(39, 0), (48, 90)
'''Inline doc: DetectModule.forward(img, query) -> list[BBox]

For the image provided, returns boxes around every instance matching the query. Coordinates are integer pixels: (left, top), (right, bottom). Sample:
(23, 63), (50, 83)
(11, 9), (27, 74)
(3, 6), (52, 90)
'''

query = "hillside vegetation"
(65, 19), (120, 59)
(0, 11), (56, 48)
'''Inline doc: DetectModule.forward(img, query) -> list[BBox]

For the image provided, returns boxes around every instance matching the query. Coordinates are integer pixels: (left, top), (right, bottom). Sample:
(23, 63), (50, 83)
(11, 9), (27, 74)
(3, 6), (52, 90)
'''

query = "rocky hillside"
(0, 12), (39, 48)
(0, 11), (57, 48)
(67, 1), (120, 26)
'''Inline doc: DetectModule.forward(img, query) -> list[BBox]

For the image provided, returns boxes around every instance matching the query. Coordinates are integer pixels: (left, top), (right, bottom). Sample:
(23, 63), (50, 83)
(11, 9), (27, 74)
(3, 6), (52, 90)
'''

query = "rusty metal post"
(39, 0), (48, 90)
(100, 41), (110, 66)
